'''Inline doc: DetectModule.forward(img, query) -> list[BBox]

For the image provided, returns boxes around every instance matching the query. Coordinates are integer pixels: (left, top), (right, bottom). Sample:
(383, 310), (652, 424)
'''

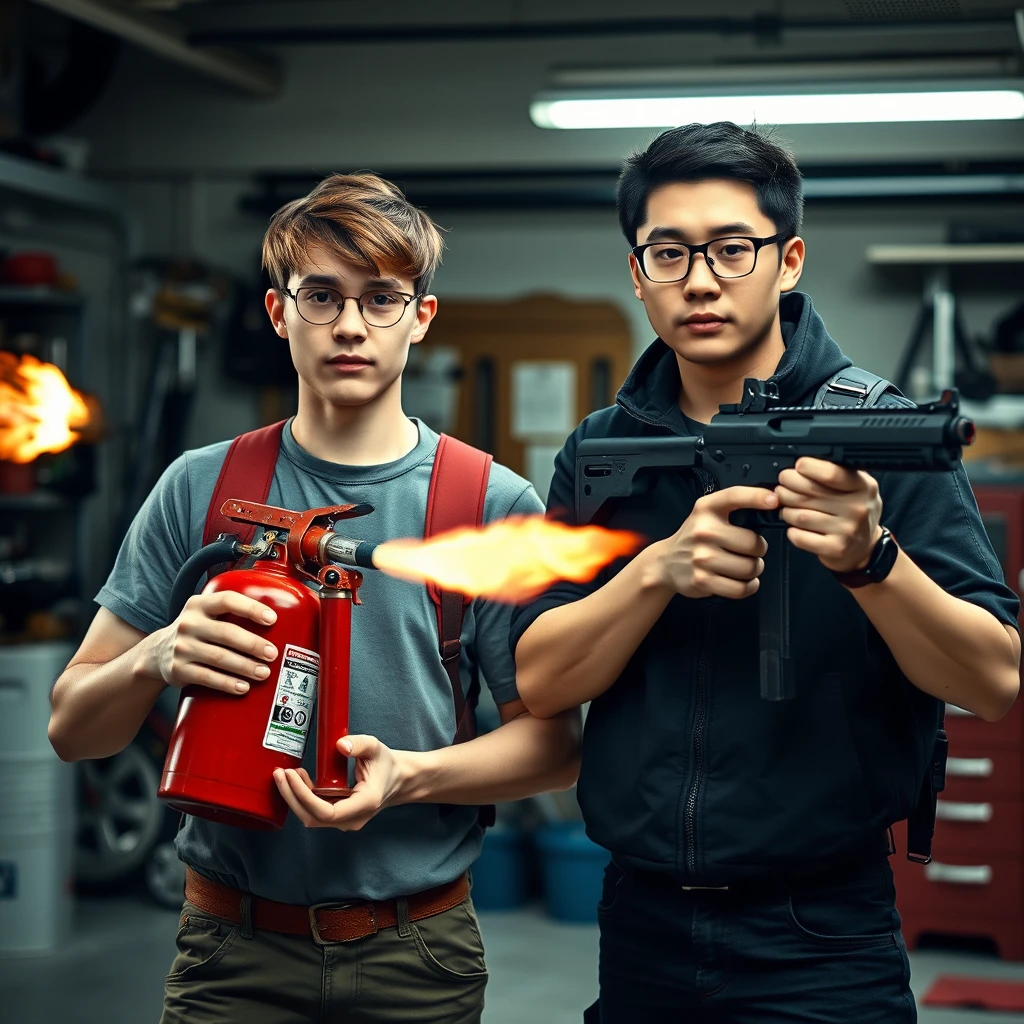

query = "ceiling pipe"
(30, 0), (281, 97)
(188, 14), (1015, 47)
(551, 55), (1023, 88)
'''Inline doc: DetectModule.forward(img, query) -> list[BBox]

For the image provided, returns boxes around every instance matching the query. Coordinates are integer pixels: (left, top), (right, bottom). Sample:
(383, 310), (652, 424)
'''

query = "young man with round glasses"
(49, 172), (580, 1023)
(511, 122), (1020, 1022)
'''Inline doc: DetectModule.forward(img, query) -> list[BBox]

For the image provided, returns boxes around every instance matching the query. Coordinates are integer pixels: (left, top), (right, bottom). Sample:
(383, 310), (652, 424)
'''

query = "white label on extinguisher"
(263, 644), (319, 758)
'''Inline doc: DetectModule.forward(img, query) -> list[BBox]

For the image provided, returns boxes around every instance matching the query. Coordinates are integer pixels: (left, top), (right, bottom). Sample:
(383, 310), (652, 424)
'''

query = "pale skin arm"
(516, 459), (1019, 724)
(513, 485), (776, 719)
(274, 700), (582, 832)
(776, 457), (1020, 722)
(48, 594), (280, 762)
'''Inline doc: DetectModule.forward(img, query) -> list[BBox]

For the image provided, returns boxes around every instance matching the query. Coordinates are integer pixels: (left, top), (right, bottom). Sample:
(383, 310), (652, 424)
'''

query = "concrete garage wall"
(72, 17), (1024, 175)
(64, 7), (1024, 449)
(96, 176), (1024, 450)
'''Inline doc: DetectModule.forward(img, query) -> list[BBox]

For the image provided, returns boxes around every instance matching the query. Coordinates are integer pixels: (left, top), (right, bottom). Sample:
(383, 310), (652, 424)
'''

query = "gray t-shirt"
(96, 418), (543, 903)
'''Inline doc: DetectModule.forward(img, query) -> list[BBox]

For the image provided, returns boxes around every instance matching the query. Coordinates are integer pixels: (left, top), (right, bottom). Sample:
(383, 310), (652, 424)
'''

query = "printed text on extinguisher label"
(263, 644), (320, 758)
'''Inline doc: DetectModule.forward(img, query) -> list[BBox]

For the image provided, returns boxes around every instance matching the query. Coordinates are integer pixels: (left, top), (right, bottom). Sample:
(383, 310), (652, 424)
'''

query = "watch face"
(871, 532), (899, 581)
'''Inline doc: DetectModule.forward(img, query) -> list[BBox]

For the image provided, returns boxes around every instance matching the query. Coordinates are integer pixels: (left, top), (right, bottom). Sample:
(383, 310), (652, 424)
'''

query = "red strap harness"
(202, 421), (493, 745)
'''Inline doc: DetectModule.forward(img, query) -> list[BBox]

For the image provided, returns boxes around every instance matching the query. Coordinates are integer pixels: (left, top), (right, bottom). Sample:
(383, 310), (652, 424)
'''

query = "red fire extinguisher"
(158, 499), (379, 829)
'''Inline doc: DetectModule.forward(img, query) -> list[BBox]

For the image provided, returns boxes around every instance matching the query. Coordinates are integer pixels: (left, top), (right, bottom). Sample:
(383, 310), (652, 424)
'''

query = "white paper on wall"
(511, 361), (577, 440)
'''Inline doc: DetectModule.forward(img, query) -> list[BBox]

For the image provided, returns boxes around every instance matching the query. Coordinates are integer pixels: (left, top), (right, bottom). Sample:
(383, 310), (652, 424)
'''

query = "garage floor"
(3, 893), (1024, 1024)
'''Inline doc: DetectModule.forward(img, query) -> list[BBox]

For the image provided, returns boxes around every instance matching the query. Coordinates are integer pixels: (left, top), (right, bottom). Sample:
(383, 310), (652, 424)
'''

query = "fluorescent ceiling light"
(531, 90), (1024, 129)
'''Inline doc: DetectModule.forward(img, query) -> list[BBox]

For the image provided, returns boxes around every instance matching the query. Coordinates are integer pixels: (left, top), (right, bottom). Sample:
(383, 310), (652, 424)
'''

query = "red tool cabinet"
(891, 484), (1024, 960)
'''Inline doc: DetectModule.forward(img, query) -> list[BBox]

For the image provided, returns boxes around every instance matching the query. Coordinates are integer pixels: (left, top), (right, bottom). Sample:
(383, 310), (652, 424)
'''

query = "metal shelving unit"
(866, 244), (1024, 429)
(0, 286), (85, 308)
(0, 152), (134, 243)
(0, 492), (71, 511)
(0, 154), (135, 640)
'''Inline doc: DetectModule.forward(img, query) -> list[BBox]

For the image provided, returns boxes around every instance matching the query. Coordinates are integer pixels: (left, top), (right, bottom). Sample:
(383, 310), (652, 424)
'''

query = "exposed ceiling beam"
(30, 0), (281, 97)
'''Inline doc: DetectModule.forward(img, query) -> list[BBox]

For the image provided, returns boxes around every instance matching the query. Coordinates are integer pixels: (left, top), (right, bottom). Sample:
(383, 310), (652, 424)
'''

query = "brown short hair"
(262, 172), (444, 294)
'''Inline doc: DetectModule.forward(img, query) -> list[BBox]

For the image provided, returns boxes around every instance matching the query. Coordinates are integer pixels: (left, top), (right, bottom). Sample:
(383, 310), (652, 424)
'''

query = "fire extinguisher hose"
(167, 537), (244, 621)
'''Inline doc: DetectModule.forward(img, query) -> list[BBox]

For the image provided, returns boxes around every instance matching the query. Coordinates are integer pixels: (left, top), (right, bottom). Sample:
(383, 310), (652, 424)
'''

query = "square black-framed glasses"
(631, 232), (791, 283)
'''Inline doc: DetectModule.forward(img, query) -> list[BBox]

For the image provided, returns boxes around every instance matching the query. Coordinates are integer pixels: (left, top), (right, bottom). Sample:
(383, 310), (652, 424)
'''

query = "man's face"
(630, 179), (804, 368)
(265, 244), (436, 409)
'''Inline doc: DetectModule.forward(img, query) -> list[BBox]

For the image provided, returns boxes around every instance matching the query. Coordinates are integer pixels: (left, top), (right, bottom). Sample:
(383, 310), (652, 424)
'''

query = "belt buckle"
(680, 884), (730, 892)
(307, 900), (376, 946)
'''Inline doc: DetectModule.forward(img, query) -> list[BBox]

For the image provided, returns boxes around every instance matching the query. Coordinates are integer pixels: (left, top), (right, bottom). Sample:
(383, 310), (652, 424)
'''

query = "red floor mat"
(922, 975), (1024, 1012)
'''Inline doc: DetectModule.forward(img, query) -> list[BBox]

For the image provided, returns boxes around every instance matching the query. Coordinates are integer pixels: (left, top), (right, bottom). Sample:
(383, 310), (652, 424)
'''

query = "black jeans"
(585, 854), (916, 1024)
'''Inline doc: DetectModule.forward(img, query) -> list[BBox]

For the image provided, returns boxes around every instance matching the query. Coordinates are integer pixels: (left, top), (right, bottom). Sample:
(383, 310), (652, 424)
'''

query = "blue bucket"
(535, 822), (611, 923)
(470, 825), (528, 911)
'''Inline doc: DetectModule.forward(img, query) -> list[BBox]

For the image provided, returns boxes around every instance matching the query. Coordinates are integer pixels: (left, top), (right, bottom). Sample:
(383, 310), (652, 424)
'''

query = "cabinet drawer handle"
(935, 800), (993, 823)
(924, 862), (993, 885)
(946, 757), (994, 778)
(944, 703), (974, 717)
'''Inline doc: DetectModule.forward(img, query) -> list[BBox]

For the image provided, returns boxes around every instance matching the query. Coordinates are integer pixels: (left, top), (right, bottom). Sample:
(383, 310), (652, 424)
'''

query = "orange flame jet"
(0, 353), (91, 463)
(372, 515), (644, 603)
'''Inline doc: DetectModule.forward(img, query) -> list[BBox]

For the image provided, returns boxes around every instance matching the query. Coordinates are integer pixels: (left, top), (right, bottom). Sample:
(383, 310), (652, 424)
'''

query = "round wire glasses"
(282, 286), (422, 328)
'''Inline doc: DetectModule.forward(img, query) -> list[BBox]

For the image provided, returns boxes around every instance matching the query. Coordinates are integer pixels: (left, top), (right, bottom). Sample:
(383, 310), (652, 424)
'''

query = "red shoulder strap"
(202, 420), (287, 558)
(203, 424), (492, 747)
(425, 434), (492, 744)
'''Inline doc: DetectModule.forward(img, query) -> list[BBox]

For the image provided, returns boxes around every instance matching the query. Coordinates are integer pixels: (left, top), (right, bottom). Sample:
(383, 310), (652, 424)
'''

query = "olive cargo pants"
(160, 895), (488, 1023)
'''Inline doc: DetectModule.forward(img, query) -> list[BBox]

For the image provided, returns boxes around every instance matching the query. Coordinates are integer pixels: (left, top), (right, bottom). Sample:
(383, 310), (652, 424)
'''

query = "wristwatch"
(830, 527), (898, 589)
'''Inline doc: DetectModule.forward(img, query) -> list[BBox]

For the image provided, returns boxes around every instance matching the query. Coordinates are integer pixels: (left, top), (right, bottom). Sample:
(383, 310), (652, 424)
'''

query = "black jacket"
(510, 291), (1019, 885)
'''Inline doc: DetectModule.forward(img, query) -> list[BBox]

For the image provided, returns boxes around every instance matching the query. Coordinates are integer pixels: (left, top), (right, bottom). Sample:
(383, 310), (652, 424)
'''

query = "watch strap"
(830, 527), (898, 588)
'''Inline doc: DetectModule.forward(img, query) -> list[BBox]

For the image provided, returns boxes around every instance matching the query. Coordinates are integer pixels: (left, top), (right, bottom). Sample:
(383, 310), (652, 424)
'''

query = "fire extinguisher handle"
(168, 537), (244, 621)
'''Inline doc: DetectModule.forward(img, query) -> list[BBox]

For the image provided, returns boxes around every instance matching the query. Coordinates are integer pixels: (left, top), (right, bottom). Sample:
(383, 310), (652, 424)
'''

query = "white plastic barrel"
(0, 641), (75, 956)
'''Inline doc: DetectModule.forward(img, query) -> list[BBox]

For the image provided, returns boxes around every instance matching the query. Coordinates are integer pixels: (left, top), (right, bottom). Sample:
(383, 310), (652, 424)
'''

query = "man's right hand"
(643, 486), (777, 600)
(140, 592), (279, 694)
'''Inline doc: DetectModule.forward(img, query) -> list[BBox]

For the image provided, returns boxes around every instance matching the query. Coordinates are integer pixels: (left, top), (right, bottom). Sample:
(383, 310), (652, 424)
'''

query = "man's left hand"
(273, 735), (410, 832)
(775, 458), (883, 573)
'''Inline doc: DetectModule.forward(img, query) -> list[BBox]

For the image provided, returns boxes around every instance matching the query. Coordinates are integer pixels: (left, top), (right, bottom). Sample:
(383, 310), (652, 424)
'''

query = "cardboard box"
(988, 354), (1024, 394)
(962, 426), (1024, 465)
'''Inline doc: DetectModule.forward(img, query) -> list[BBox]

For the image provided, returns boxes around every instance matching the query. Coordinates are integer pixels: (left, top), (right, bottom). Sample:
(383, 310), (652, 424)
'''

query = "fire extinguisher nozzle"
(353, 541), (378, 569)
(324, 535), (378, 570)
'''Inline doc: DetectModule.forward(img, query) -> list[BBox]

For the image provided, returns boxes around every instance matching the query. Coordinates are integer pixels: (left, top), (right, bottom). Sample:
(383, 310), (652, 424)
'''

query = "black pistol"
(575, 380), (974, 701)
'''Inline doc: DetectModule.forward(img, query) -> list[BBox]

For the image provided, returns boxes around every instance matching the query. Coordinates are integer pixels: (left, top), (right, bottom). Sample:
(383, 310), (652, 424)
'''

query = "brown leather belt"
(184, 865), (469, 945)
